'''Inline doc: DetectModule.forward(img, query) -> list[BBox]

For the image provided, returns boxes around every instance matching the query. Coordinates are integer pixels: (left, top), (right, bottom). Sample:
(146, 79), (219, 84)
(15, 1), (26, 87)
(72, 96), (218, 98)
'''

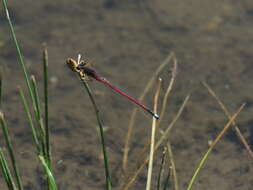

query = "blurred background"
(0, 0), (253, 189)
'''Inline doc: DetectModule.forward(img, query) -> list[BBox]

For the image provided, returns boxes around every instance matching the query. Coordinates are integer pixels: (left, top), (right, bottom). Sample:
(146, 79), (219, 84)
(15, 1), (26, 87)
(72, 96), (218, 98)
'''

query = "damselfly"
(66, 55), (159, 119)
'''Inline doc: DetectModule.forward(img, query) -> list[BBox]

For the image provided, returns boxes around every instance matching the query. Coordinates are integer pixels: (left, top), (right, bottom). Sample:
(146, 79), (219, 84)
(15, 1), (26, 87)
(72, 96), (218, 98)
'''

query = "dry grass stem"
(187, 103), (245, 190)
(202, 82), (253, 160)
(146, 78), (162, 190)
(123, 52), (175, 172)
(155, 94), (190, 152)
(131, 57), (177, 174)
(120, 94), (190, 190)
(167, 143), (179, 190)
(157, 56), (177, 128)
(211, 103), (245, 146)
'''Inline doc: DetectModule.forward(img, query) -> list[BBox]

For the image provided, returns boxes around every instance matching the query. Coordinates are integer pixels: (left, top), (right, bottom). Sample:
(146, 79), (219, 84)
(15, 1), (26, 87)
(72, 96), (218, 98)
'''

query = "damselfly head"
(66, 58), (79, 72)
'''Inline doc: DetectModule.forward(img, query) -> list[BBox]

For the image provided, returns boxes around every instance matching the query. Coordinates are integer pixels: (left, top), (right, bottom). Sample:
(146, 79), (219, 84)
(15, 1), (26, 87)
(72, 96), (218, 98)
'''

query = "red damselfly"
(66, 55), (159, 119)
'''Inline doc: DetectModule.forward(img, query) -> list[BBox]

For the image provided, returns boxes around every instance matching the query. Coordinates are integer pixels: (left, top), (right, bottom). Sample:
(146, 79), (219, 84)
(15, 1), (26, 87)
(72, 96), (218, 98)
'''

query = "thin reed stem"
(146, 78), (162, 190)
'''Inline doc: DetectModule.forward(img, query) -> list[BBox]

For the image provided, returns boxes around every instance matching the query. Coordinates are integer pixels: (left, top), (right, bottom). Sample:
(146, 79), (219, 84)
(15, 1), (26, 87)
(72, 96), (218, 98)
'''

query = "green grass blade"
(0, 70), (2, 108)
(30, 76), (47, 157)
(42, 46), (51, 167)
(0, 112), (23, 190)
(42, 47), (52, 190)
(2, 0), (36, 112)
(30, 76), (42, 121)
(0, 148), (17, 190)
(80, 79), (112, 190)
(38, 155), (57, 190)
(18, 88), (40, 152)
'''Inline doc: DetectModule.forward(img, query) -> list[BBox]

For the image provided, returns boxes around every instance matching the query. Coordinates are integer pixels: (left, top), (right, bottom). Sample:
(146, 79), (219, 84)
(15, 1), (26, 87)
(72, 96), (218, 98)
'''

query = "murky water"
(0, 0), (252, 189)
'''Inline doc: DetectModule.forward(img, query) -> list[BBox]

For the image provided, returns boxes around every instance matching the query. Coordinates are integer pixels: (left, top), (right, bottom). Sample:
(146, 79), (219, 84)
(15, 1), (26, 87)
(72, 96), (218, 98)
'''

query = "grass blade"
(186, 103), (245, 190)
(30, 76), (46, 156)
(18, 88), (40, 152)
(42, 46), (51, 166)
(0, 112), (23, 190)
(2, 0), (36, 112)
(0, 148), (17, 190)
(38, 156), (57, 190)
(30, 76), (42, 121)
